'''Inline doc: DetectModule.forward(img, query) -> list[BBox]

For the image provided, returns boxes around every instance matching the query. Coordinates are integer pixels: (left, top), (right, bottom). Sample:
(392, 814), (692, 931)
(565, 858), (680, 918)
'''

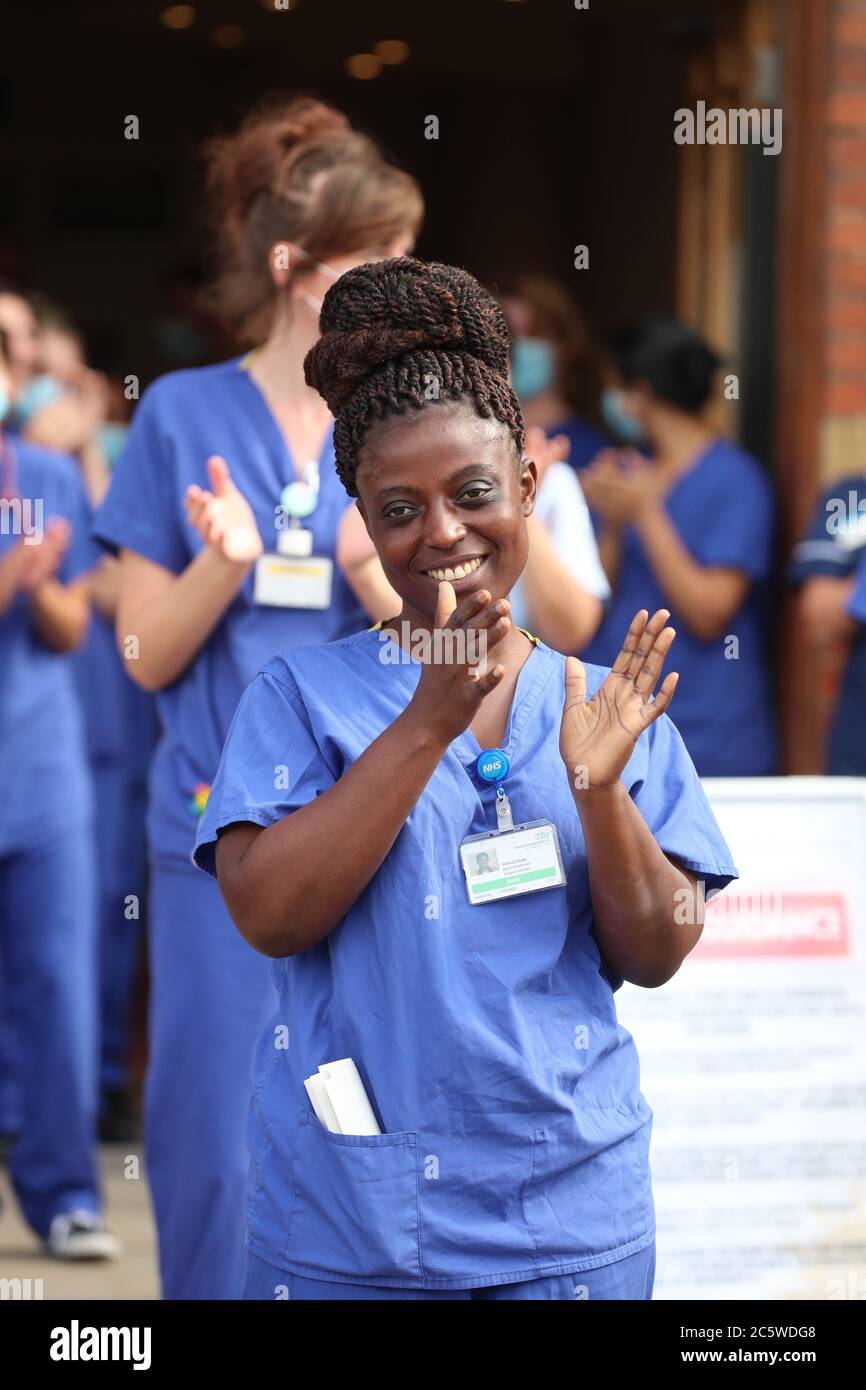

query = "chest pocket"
(285, 1111), (423, 1280)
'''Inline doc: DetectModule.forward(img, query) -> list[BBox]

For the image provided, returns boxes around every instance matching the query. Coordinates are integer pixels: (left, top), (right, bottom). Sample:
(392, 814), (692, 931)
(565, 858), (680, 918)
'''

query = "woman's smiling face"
(355, 401), (536, 623)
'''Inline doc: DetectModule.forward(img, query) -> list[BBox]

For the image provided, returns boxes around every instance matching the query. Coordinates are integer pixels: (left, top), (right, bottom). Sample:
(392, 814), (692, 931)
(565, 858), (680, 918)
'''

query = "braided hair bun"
(305, 257), (524, 495)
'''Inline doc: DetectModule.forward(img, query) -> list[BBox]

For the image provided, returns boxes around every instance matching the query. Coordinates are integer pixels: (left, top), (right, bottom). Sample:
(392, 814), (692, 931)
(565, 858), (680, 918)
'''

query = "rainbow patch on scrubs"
(188, 783), (211, 818)
(194, 628), (737, 1289)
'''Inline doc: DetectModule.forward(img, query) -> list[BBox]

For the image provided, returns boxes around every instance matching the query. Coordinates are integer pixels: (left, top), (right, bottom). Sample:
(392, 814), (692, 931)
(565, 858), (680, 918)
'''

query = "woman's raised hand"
(185, 456), (264, 565)
(524, 425), (570, 487)
(18, 517), (71, 591)
(560, 608), (678, 790)
(408, 581), (511, 743)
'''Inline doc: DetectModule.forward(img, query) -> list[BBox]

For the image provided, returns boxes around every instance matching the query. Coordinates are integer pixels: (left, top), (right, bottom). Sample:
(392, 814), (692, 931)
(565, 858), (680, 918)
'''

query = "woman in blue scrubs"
(10, 304), (156, 1139)
(580, 317), (777, 777)
(92, 99), (421, 1299)
(194, 258), (737, 1300)
(0, 332), (117, 1258)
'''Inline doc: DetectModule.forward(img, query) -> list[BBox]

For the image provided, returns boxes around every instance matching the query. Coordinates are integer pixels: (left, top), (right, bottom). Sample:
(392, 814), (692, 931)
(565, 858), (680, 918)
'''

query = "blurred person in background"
(491, 278), (608, 650)
(92, 96), (421, 1300)
(790, 471), (866, 774)
(5, 298), (113, 493)
(0, 282), (40, 390)
(0, 326), (119, 1259)
(501, 275), (608, 470)
(580, 316), (776, 778)
(2, 293), (155, 1142)
(505, 423), (608, 651)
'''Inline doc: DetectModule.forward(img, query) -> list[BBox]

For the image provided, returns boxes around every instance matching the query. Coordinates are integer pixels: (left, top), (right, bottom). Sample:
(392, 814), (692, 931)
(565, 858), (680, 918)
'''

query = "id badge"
(253, 553), (333, 609)
(459, 820), (566, 905)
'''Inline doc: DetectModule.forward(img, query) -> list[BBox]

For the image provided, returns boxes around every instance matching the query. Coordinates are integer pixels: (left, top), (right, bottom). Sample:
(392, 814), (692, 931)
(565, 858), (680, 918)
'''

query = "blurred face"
(500, 294), (534, 339)
(0, 355), (12, 421)
(601, 367), (652, 441)
(0, 293), (39, 385)
(355, 401), (536, 626)
(39, 325), (84, 380)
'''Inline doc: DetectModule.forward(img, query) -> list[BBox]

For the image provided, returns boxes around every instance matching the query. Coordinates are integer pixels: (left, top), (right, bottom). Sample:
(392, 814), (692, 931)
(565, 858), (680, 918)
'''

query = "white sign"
(617, 777), (866, 1301)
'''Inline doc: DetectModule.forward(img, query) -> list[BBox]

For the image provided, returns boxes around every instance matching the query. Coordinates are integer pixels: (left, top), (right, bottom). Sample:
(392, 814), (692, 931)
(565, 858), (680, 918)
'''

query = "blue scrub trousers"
(91, 759), (147, 1097)
(242, 1243), (656, 1300)
(146, 857), (275, 1300)
(0, 980), (21, 1135)
(0, 827), (102, 1237)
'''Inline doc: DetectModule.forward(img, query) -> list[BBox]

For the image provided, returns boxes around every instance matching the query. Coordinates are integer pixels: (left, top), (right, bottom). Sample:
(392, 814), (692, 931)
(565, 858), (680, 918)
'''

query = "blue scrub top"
(92, 359), (367, 865)
(0, 437), (98, 855)
(790, 474), (866, 774)
(194, 630), (737, 1288)
(73, 612), (159, 777)
(550, 413), (609, 472)
(581, 438), (777, 777)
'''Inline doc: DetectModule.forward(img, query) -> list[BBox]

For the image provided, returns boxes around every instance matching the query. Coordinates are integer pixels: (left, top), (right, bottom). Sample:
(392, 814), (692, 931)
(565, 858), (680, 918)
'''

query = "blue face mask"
(10, 373), (65, 428)
(510, 337), (555, 401)
(98, 422), (129, 469)
(600, 386), (644, 443)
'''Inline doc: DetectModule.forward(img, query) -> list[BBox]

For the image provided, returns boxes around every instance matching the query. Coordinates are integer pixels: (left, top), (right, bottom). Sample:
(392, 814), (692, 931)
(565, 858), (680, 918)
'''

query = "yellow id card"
(253, 554), (333, 609)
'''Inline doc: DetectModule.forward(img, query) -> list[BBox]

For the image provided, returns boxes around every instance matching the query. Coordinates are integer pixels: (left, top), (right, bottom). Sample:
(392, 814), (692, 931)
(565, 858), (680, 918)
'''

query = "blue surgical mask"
(600, 386), (644, 443)
(9, 373), (65, 428)
(97, 422), (129, 469)
(510, 337), (555, 400)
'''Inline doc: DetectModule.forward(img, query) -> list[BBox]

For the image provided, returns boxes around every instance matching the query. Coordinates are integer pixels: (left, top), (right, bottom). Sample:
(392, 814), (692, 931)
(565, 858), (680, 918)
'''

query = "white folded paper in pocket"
(304, 1058), (381, 1135)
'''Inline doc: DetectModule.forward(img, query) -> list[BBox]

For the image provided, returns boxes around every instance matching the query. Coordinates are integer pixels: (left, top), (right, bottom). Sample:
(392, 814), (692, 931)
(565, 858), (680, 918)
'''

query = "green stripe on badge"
(470, 866), (557, 895)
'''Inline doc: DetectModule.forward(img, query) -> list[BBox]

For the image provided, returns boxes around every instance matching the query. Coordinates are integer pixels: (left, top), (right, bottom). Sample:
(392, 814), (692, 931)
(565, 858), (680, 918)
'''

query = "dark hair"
(203, 96), (424, 343)
(305, 256), (525, 496)
(0, 325), (9, 366)
(610, 316), (722, 413)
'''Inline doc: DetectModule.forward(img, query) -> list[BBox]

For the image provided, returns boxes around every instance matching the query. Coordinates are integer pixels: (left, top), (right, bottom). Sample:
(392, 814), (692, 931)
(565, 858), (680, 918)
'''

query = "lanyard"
(475, 748), (514, 831)
(0, 432), (18, 501)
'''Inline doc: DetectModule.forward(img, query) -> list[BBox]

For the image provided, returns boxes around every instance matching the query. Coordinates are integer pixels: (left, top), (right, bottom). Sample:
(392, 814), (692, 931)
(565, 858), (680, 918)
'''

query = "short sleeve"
(538, 465), (611, 599)
(847, 553), (866, 626)
(92, 383), (189, 573)
(193, 665), (337, 877)
(789, 479), (866, 584)
(628, 712), (738, 898)
(689, 455), (774, 579)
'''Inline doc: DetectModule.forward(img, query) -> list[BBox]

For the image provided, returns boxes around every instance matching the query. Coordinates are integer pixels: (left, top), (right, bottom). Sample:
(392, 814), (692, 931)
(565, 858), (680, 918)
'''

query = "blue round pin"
(475, 748), (509, 784)
(280, 480), (318, 519)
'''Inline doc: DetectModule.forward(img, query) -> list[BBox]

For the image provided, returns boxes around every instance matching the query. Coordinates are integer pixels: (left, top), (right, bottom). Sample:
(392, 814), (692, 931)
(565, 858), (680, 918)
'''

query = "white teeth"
(426, 557), (483, 582)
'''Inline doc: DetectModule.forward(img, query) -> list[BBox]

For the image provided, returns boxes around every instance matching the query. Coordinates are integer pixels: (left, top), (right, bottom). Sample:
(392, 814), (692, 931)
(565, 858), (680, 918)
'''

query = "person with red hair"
(93, 98), (421, 1299)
